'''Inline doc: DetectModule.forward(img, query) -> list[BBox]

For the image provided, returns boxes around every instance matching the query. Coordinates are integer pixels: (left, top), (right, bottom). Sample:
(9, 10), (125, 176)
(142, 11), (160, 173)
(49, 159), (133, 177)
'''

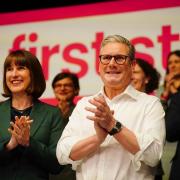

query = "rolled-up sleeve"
(131, 99), (165, 171)
(56, 127), (83, 170)
(56, 100), (87, 170)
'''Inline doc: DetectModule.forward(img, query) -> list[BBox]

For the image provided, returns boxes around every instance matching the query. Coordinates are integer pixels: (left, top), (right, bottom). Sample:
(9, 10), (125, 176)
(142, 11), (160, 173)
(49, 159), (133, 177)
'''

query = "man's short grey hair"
(100, 35), (135, 61)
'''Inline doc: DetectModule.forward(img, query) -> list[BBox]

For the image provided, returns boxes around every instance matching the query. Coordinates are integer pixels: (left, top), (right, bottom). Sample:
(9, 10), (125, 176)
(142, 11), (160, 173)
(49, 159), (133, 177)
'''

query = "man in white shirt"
(56, 35), (165, 180)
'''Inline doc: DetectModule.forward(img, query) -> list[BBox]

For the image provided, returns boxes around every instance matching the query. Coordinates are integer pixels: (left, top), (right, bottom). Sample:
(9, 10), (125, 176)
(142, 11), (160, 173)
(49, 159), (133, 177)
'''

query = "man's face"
(99, 42), (135, 90)
(53, 77), (78, 103)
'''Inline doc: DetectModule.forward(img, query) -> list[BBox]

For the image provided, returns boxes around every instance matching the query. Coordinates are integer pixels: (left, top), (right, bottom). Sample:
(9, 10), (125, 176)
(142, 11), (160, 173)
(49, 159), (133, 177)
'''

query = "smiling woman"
(5, 63), (31, 97)
(131, 58), (160, 94)
(0, 50), (64, 180)
(3, 50), (45, 98)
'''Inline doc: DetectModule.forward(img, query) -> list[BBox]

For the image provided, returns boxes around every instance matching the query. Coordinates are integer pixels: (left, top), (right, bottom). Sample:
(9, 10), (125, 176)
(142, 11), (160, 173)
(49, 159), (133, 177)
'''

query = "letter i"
(29, 32), (38, 56)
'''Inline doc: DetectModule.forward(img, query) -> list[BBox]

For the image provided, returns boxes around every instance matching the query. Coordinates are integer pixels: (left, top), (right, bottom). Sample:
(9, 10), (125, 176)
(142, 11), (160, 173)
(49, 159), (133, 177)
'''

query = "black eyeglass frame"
(99, 54), (129, 65)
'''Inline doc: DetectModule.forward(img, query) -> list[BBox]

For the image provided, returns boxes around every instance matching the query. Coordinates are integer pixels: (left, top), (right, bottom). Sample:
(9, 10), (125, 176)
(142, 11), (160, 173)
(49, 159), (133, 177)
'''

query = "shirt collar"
(99, 85), (140, 102)
(123, 85), (140, 100)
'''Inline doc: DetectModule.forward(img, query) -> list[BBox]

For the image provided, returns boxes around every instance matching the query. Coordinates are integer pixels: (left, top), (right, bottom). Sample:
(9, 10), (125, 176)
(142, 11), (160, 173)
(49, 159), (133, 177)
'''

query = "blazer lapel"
(30, 100), (47, 136)
(0, 99), (47, 137)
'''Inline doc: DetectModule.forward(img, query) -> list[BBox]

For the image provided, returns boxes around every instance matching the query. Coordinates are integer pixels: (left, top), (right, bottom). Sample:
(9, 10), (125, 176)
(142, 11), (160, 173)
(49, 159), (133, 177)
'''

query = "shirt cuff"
(131, 133), (162, 171)
(57, 136), (83, 170)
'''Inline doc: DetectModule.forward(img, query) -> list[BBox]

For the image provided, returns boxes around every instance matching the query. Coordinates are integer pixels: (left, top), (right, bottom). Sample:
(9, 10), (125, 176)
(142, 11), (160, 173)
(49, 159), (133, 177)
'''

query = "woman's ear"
(145, 77), (150, 84)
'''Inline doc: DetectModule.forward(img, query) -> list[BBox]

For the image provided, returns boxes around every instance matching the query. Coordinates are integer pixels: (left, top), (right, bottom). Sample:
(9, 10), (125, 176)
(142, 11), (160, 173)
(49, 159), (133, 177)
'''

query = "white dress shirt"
(56, 85), (165, 180)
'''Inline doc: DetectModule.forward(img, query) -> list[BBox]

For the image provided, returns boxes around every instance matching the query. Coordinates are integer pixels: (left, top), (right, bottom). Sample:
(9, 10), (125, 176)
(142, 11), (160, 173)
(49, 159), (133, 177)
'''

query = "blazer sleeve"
(0, 100), (16, 165)
(0, 136), (18, 165)
(166, 92), (180, 142)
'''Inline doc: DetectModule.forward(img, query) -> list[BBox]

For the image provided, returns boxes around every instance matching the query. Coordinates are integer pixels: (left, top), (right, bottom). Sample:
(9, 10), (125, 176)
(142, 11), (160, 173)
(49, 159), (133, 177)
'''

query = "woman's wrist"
(5, 140), (17, 151)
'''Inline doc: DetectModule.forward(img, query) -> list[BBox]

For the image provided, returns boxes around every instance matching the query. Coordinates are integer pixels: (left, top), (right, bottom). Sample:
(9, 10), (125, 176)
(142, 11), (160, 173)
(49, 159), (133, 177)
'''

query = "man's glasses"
(99, 54), (129, 65)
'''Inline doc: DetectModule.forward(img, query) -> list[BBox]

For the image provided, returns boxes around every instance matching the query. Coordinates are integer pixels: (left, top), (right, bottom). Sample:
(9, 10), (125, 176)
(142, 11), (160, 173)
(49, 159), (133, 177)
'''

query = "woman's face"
(131, 63), (149, 92)
(6, 63), (31, 96)
(168, 54), (180, 74)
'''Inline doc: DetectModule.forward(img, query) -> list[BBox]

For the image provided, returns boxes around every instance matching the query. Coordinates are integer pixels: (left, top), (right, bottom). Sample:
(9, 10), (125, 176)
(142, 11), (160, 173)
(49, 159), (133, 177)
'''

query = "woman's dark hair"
(52, 72), (80, 95)
(166, 50), (180, 74)
(3, 50), (46, 98)
(136, 58), (160, 94)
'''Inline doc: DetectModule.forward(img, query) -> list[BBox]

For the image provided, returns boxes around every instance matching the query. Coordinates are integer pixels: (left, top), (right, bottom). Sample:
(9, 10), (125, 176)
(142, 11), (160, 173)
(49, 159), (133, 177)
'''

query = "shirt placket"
(96, 135), (112, 180)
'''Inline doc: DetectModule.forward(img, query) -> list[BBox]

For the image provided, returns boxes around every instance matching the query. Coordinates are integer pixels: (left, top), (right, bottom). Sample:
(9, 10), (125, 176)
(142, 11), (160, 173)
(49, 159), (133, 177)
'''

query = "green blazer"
(0, 99), (64, 180)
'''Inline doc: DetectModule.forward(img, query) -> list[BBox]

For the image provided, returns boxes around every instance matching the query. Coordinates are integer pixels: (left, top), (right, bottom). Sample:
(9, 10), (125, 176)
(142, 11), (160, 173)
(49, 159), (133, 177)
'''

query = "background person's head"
(166, 50), (180, 75)
(99, 35), (136, 92)
(131, 58), (160, 94)
(3, 50), (46, 99)
(52, 72), (80, 103)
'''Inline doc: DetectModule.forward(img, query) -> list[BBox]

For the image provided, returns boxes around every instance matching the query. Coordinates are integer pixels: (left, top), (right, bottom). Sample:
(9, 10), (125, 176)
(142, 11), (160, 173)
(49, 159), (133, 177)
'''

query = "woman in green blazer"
(0, 50), (64, 180)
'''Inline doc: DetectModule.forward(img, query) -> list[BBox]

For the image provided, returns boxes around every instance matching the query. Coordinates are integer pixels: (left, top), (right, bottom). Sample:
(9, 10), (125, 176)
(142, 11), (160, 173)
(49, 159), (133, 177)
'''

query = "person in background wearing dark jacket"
(165, 75), (180, 180)
(0, 50), (64, 180)
(50, 72), (80, 180)
(160, 50), (180, 107)
(157, 50), (180, 179)
(52, 72), (80, 127)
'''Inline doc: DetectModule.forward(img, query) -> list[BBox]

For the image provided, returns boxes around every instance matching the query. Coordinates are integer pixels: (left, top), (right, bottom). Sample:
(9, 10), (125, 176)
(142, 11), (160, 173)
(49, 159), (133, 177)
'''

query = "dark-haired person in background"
(157, 50), (180, 179)
(165, 74), (180, 180)
(160, 50), (180, 104)
(52, 72), (80, 127)
(131, 58), (160, 94)
(50, 72), (80, 180)
(131, 58), (164, 180)
(0, 50), (63, 180)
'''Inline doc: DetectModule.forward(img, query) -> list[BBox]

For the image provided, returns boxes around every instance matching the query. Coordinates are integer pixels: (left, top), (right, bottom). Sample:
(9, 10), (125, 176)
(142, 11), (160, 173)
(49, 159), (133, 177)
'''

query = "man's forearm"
(70, 135), (102, 161)
(114, 126), (140, 154)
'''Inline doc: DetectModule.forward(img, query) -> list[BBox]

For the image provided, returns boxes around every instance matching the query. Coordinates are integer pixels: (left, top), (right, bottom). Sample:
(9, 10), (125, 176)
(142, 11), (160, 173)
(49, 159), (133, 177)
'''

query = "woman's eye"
(7, 67), (13, 71)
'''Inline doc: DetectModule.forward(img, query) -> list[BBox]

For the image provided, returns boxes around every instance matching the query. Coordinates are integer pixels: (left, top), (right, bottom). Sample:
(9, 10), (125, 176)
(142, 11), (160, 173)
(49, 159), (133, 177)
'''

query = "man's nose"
(109, 57), (116, 65)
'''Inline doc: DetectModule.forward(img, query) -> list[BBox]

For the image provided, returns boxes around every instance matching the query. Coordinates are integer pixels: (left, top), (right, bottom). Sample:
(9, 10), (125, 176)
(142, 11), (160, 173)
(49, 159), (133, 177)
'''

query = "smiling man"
(52, 72), (80, 122)
(56, 35), (165, 180)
